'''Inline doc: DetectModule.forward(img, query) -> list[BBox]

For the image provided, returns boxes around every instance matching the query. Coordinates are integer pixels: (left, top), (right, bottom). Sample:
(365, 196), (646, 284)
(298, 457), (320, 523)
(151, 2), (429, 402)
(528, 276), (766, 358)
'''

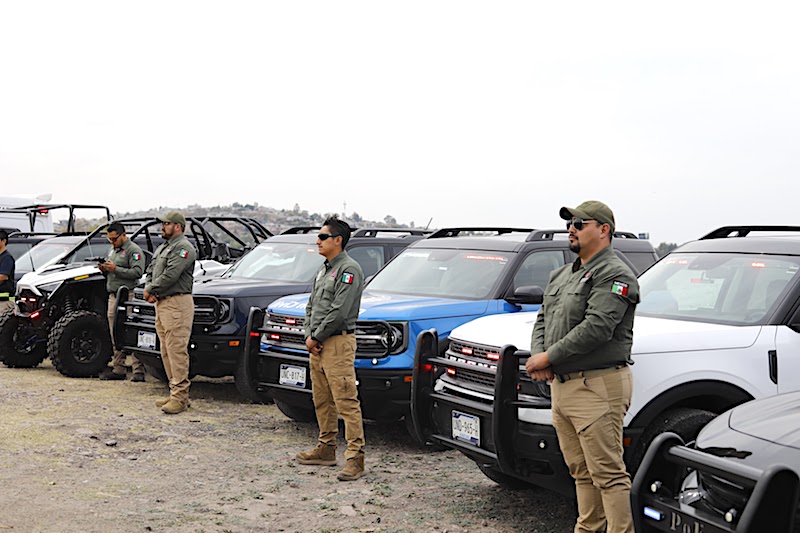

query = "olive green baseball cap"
(158, 211), (187, 227)
(560, 201), (615, 233)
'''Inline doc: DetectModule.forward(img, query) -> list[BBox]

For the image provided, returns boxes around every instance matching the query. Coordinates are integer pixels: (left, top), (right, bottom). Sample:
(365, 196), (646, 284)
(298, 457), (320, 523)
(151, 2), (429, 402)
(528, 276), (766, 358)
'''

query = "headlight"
(38, 281), (62, 297)
(380, 323), (404, 353)
(216, 299), (232, 322)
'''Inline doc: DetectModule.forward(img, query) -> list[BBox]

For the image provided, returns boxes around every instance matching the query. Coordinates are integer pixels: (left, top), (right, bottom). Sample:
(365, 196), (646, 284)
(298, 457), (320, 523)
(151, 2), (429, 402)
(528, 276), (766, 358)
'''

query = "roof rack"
(281, 226), (323, 235)
(700, 226), (800, 240)
(7, 232), (60, 238)
(0, 203), (113, 233)
(352, 228), (432, 238)
(525, 229), (640, 242)
(428, 227), (535, 239)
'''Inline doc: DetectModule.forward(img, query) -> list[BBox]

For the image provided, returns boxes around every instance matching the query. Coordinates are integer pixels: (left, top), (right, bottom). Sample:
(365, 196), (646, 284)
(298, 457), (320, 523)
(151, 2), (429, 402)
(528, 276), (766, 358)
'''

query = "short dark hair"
(0, 229), (8, 242)
(322, 214), (352, 248)
(107, 222), (126, 235)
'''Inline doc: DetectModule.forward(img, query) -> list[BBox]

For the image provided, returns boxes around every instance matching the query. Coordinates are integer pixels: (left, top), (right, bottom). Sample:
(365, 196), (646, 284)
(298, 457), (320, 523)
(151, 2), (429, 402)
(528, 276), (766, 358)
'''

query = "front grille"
(450, 339), (502, 364)
(126, 292), (229, 325)
(263, 313), (307, 350)
(16, 289), (43, 314)
(455, 368), (496, 388)
(698, 470), (750, 516)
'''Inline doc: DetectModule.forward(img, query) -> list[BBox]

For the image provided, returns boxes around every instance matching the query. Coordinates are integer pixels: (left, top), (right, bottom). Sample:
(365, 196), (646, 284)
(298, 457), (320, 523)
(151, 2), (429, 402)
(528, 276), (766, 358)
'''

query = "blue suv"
(249, 227), (657, 432)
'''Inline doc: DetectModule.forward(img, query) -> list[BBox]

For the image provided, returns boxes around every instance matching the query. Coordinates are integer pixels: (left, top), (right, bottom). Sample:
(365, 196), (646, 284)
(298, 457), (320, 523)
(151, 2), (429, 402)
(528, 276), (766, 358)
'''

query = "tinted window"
(624, 251), (658, 274)
(347, 246), (385, 278)
(512, 251), (564, 290)
(5, 243), (32, 261)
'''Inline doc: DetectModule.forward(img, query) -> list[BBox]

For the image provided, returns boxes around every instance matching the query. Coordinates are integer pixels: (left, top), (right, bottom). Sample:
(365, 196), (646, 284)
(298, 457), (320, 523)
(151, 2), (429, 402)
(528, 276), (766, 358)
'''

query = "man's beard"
(569, 241), (580, 254)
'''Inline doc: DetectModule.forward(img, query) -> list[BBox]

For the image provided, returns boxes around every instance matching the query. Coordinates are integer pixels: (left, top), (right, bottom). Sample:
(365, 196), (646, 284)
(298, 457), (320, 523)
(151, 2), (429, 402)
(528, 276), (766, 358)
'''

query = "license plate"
(137, 331), (157, 350)
(452, 411), (480, 446)
(279, 364), (307, 388)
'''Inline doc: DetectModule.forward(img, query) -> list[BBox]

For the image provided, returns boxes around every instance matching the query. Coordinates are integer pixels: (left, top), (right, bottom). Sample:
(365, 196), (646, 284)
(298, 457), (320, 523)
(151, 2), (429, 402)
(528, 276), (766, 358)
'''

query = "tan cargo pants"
(309, 333), (365, 459)
(551, 366), (633, 533)
(0, 299), (14, 314)
(106, 293), (144, 375)
(154, 294), (194, 405)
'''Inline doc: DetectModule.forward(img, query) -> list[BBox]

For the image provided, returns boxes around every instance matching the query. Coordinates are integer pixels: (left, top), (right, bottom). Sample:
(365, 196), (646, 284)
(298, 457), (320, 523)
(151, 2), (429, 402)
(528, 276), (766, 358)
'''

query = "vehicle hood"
(442, 314), (760, 354)
(17, 263), (102, 294)
(269, 290), (492, 320)
(694, 392), (800, 470)
(449, 311), (538, 350)
(194, 276), (310, 298)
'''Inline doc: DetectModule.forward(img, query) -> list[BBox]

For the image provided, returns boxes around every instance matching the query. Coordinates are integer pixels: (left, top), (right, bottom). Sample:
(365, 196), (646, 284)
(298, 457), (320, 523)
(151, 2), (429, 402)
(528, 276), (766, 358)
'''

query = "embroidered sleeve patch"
(133, 252), (141, 261)
(611, 280), (629, 296)
(342, 272), (354, 284)
(179, 249), (189, 259)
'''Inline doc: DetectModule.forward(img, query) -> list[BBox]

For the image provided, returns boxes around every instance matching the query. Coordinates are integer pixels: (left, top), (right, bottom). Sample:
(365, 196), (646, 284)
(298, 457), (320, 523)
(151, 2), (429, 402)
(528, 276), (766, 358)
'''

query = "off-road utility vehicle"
(116, 227), (429, 402)
(252, 227), (656, 427)
(411, 225), (800, 495)
(0, 217), (269, 377)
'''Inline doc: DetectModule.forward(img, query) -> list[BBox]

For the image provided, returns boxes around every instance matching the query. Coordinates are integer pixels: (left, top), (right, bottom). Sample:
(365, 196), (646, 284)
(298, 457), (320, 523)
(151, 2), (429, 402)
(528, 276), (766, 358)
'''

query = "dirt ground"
(0, 360), (576, 533)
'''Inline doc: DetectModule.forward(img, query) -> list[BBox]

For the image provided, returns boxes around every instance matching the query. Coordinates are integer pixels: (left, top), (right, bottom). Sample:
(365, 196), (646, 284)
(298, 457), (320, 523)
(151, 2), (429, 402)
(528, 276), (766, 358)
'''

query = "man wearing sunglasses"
(144, 211), (197, 414)
(98, 222), (147, 381)
(526, 200), (640, 533)
(295, 215), (367, 481)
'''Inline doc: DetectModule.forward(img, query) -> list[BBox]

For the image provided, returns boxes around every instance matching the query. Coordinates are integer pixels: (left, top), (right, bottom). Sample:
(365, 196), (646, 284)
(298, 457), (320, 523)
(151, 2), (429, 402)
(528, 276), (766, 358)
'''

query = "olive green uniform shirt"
(105, 238), (145, 294)
(144, 234), (196, 298)
(304, 251), (364, 343)
(531, 245), (640, 374)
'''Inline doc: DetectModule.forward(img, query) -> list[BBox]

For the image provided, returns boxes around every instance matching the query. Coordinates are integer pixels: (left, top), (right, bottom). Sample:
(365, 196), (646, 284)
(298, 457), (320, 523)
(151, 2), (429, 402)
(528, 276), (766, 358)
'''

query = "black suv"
(116, 227), (430, 402)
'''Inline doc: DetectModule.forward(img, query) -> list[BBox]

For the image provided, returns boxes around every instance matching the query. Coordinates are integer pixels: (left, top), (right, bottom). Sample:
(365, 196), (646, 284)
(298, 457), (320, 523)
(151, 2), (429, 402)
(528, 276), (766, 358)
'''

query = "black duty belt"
(156, 293), (190, 301)
(329, 329), (355, 337)
(555, 364), (627, 383)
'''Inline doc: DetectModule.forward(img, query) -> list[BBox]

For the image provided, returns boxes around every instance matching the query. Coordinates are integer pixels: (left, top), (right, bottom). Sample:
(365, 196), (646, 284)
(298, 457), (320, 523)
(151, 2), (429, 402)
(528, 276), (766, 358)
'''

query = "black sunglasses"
(566, 218), (598, 231)
(317, 233), (340, 241)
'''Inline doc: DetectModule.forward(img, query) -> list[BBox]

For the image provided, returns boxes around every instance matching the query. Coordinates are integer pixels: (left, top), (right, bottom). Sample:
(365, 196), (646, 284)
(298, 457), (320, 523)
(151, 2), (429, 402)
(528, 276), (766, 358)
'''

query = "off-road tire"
(234, 351), (273, 404)
(48, 310), (113, 377)
(628, 407), (717, 476)
(275, 399), (317, 423)
(143, 360), (168, 382)
(477, 463), (538, 490)
(0, 310), (48, 368)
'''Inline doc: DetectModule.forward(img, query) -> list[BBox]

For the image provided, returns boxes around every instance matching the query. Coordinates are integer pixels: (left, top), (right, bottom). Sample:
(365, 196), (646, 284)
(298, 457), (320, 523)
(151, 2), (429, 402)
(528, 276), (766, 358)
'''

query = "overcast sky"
(2, 1), (798, 245)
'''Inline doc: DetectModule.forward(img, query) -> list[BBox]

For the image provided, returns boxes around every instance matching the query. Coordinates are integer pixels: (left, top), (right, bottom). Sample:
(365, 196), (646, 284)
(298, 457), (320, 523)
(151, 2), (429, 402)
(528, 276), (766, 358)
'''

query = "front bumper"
(257, 346), (412, 421)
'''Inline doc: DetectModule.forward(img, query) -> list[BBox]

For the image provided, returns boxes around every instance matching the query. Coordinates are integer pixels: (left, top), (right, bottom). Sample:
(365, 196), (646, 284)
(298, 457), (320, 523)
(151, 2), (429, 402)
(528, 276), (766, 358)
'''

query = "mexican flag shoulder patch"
(179, 249), (189, 258)
(611, 280), (629, 296)
(133, 252), (141, 261)
(342, 272), (354, 285)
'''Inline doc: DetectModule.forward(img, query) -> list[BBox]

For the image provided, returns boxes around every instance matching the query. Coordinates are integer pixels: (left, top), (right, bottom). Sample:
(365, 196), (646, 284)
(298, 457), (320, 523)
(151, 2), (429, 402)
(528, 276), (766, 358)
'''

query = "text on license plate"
(137, 331), (157, 350)
(279, 364), (307, 388)
(452, 411), (480, 446)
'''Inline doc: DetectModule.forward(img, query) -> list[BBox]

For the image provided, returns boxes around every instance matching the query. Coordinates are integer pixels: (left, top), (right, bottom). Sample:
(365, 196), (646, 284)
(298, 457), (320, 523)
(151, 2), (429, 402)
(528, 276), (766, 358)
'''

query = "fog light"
(650, 481), (662, 494)
(538, 440), (546, 449)
(372, 358), (378, 365)
(725, 509), (737, 523)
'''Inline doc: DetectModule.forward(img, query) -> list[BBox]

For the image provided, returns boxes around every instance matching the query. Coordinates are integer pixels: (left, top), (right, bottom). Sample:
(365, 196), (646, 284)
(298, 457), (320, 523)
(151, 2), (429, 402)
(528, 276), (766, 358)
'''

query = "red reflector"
(623, 437), (632, 448)
(250, 331), (260, 337)
(286, 318), (296, 325)
(486, 352), (500, 361)
(404, 375), (413, 383)
(422, 363), (433, 372)
(446, 368), (456, 375)
(461, 347), (473, 355)
(30, 311), (40, 319)
(751, 261), (766, 268)
(228, 340), (240, 347)
(39, 209), (49, 214)
(269, 334), (280, 340)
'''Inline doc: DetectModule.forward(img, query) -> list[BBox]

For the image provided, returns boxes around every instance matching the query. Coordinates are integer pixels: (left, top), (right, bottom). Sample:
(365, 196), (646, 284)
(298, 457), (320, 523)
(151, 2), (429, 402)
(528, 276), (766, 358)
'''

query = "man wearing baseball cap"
(526, 200), (639, 533)
(144, 211), (197, 414)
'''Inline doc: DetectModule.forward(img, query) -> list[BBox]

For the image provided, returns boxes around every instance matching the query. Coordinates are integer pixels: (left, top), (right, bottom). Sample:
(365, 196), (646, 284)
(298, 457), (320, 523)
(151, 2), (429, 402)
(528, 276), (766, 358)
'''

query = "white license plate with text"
(279, 364), (307, 388)
(452, 411), (480, 446)
(137, 331), (157, 350)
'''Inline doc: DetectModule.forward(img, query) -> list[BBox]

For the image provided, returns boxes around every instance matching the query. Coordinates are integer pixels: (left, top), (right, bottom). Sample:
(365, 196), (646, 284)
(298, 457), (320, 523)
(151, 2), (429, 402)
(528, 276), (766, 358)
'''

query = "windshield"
(222, 242), (323, 281)
(367, 248), (513, 299)
(14, 239), (110, 273)
(637, 252), (799, 325)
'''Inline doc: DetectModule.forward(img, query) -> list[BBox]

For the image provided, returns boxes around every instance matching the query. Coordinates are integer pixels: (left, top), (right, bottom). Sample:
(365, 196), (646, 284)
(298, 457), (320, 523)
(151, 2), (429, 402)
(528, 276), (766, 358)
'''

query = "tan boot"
(161, 399), (188, 414)
(295, 444), (337, 466)
(155, 397), (171, 407)
(337, 455), (365, 481)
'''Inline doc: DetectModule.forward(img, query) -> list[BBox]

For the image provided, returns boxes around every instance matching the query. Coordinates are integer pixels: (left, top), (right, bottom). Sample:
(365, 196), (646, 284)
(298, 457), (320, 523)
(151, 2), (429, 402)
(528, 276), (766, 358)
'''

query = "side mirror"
(506, 285), (544, 305)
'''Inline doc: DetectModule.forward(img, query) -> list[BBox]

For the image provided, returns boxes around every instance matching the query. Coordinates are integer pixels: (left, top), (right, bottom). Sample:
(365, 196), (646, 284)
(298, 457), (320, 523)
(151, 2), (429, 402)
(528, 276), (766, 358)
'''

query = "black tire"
(143, 360), (168, 382)
(275, 399), (317, 423)
(234, 351), (273, 404)
(629, 407), (717, 476)
(477, 463), (538, 490)
(0, 310), (48, 368)
(48, 310), (113, 377)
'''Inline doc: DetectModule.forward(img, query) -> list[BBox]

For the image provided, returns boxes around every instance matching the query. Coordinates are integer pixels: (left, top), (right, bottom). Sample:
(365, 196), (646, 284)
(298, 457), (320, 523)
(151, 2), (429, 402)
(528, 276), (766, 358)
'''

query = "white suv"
(410, 225), (800, 495)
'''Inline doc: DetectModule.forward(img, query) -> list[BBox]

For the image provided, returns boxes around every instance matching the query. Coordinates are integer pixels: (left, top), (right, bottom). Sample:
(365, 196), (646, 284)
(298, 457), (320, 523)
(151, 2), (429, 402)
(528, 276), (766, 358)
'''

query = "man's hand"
(305, 336), (323, 355)
(525, 351), (554, 382)
(101, 261), (116, 273)
(143, 289), (157, 303)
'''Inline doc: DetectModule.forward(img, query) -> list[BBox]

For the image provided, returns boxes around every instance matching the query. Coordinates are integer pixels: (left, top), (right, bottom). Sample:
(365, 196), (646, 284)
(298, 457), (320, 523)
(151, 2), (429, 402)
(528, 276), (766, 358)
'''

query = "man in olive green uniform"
(295, 215), (366, 481)
(99, 222), (147, 381)
(144, 211), (197, 414)
(527, 201), (640, 533)
(0, 230), (15, 315)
